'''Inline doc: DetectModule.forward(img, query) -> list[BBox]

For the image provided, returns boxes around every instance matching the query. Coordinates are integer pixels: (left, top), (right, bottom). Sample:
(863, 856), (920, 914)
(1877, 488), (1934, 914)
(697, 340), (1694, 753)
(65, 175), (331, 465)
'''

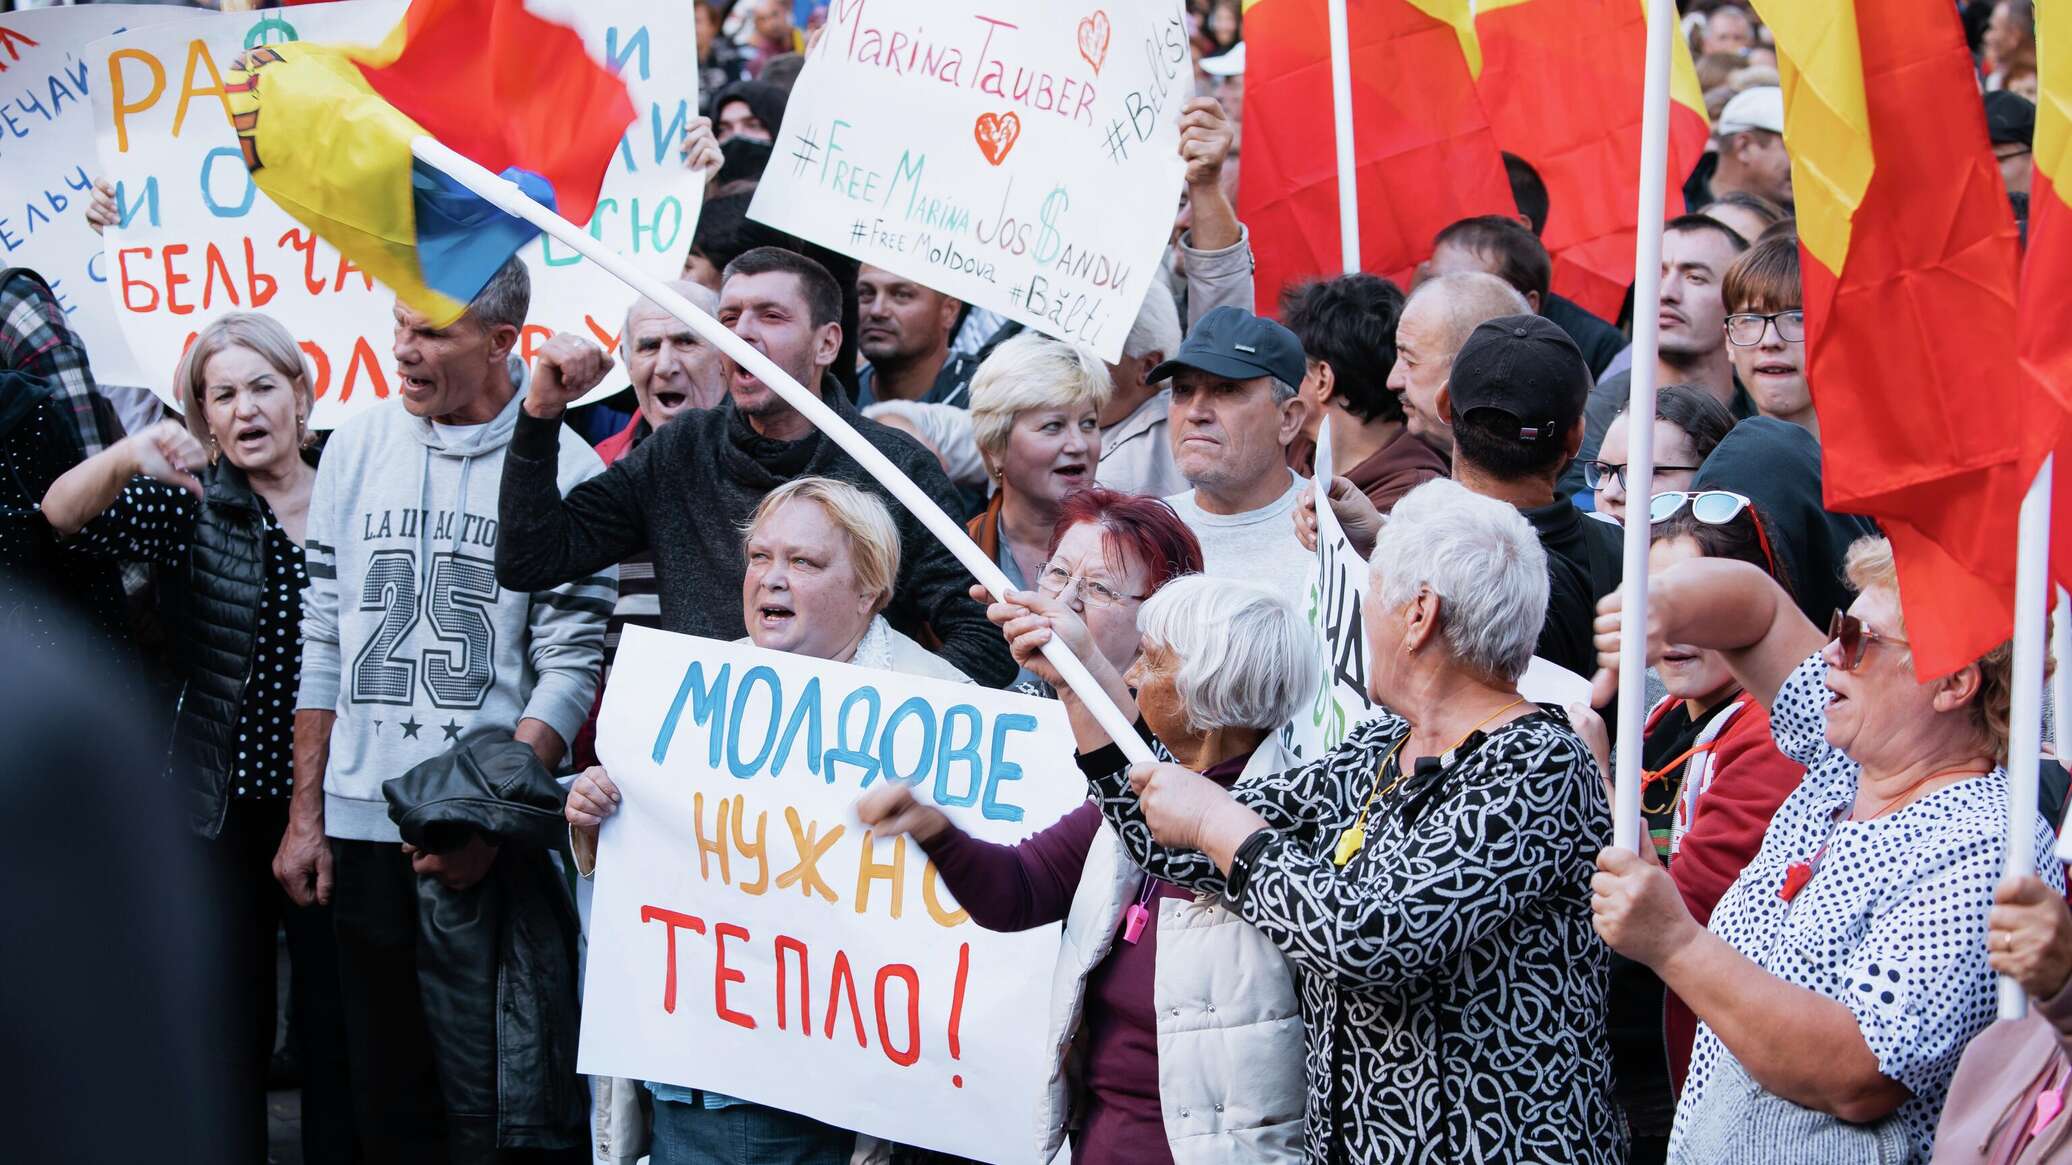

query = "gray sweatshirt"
(298, 373), (615, 842)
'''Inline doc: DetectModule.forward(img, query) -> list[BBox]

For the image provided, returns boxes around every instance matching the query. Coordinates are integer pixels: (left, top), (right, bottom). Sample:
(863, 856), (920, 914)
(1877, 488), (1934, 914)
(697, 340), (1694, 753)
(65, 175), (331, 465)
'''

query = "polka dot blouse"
(77, 477), (306, 800)
(1671, 652), (2065, 1160)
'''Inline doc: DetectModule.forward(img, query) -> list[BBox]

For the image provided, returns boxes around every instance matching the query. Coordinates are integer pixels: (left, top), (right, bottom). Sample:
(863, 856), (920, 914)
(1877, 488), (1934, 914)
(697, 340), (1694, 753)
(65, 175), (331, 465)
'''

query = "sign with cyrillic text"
(579, 628), (1081, 1163)
(748, 0), (1190, 362)
(0, 5), (203, 388)
(90, 0), (696, 425)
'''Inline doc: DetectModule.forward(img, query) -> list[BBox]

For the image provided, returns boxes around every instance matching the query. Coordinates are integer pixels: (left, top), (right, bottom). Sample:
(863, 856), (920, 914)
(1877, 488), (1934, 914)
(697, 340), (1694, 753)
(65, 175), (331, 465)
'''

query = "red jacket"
(1660, 697), (1805, 1091)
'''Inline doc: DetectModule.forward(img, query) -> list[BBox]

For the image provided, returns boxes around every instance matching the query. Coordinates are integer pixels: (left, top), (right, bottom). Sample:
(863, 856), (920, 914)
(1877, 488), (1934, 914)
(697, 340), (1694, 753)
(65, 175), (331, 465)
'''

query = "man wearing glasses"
(1721, 234), (1818, 439)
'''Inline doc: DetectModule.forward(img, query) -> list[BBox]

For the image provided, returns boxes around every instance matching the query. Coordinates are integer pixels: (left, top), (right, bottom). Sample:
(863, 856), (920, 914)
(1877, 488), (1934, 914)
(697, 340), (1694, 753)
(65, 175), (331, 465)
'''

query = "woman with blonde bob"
(40, 310), (346, 1164)
(963, 331), (1111, 688)
(1590, 536), (2064, 1163)
(859, 575), (1314, 1164)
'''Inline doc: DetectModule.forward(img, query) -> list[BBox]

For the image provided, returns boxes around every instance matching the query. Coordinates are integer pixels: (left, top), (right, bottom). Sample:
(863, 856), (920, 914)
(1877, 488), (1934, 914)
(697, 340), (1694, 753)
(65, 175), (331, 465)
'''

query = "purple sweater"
(919, 754), (1250, 1164)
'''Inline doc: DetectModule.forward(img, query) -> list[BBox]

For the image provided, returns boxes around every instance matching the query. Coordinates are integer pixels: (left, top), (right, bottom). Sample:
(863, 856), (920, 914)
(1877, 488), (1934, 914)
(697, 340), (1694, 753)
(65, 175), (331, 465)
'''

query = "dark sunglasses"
(1584, 460), (1701, 491)
(1828, 609), (1910, 672)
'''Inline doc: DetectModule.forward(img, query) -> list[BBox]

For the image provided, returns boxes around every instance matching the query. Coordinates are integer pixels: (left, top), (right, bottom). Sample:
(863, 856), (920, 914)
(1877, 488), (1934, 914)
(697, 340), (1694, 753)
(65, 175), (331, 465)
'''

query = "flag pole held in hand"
(2001, 456), (2053, 1020)
(406, 137), (1156, 767)
(1610, 0), (1677, 854)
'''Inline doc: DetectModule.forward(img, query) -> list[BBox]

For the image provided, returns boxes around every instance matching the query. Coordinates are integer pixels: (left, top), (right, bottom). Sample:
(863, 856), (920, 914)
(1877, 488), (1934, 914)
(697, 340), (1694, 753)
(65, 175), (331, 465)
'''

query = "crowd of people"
(3, 1), (2068, 1164)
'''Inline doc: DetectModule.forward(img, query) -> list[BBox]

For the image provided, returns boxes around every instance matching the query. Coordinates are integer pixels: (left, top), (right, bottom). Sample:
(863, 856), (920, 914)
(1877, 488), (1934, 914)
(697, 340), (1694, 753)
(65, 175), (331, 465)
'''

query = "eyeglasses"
(1649, 490), (1751, 525)
(1725, 310), (1806, 347)
(1036, 561), (1148, 609)
(1584, 460), (1702, 491)
(1829, 609), (1909, 672)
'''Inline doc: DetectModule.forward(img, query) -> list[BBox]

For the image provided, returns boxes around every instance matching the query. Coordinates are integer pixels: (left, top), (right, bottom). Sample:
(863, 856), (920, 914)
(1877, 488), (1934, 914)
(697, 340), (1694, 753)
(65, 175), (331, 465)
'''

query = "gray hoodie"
(298, 368), (614, 843)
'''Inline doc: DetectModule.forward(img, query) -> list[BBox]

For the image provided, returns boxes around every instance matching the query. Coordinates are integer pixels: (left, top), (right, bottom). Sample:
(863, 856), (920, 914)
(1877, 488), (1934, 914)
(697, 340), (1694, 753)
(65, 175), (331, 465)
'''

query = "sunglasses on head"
(1649, 490), (1750, 525)
(1828, 609), (1909, 672)
(1650, 490), (1785, 580)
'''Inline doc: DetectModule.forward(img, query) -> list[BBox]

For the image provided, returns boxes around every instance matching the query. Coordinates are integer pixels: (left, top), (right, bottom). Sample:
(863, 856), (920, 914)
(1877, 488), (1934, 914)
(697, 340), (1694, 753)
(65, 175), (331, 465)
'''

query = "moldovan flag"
(2024, 0), (2072, 579)
(1237, 0), (1515, 302)
(1752, 0), (2027, 677)
(1474, 0), (1711, 320)
(225, 0), (635, 325)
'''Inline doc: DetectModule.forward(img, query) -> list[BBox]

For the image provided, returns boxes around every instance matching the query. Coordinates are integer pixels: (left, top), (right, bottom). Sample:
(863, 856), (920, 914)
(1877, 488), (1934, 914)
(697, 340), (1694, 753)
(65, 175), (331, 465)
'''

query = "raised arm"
(1592, 557), (1825, 711)
(42, 420), (205, 542)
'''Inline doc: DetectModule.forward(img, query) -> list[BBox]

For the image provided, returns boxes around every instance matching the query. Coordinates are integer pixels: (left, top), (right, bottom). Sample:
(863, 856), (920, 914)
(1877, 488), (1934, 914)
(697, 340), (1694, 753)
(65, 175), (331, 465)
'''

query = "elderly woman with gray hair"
(860, 574), (1315, 1164)
(994, 477), (1625, 1164)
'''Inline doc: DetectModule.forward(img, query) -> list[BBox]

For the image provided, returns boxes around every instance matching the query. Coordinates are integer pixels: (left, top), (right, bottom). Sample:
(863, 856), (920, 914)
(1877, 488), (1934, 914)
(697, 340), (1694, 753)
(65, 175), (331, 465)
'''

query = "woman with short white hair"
(860, 575), (1315, 1164)
(992, 478), (1625, 1164)
(964, 332), (1110, 687)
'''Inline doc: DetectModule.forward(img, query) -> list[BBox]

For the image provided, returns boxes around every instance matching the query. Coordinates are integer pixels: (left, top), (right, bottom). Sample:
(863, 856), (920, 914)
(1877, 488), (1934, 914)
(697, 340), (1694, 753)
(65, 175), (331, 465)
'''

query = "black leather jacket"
(384, 738), (585, 1156)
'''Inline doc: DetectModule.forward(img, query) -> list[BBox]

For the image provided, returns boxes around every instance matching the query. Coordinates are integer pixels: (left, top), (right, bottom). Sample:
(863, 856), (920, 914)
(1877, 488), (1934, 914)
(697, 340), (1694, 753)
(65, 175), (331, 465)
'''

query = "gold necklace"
(1332, 698), (1529, 867)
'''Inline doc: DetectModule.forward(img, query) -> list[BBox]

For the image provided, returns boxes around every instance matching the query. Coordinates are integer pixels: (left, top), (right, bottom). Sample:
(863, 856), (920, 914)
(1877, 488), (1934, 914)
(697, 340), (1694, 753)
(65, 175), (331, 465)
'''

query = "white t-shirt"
(1164, 470), (1313, 608)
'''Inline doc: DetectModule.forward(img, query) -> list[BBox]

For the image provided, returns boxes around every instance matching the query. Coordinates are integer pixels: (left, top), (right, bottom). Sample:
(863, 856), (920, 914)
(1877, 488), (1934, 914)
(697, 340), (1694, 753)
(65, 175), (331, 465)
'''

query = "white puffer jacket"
(1037, 738), (1307, 1164)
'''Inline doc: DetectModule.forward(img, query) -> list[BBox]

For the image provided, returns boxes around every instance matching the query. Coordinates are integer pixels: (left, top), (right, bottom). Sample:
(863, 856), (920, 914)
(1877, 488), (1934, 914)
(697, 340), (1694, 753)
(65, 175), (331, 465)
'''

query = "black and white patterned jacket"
(1080, 709), (1627, 1165)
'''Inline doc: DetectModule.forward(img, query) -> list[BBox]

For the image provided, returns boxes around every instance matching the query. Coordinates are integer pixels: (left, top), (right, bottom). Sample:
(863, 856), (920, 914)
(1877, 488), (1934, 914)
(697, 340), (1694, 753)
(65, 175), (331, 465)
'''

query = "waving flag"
(2025, 0), (2072, 579)
(1753, 0), (2027, 677)
(1475, 0), (1711, 320)
(226, 0), (635, 325)
(1238, 0), (1515, 301)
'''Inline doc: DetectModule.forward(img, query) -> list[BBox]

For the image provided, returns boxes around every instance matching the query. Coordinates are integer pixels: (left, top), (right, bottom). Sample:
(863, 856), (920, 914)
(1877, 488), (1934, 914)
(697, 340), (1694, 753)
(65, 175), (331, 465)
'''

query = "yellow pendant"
(1332, 824), (1365, 867)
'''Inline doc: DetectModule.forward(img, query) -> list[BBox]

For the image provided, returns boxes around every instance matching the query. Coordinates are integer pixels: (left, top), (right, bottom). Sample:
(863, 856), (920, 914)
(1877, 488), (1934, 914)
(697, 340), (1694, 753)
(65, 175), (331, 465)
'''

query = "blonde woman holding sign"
(568, 477), (964, 1165)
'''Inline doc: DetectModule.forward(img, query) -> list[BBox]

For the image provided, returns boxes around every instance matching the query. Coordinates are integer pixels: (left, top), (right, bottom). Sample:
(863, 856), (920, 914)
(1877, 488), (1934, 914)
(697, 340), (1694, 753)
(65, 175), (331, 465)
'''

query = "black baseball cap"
(1986, 90), (2036, 148)
(1146, 305), (1306, 388)
(1448, 314), (1590, 442)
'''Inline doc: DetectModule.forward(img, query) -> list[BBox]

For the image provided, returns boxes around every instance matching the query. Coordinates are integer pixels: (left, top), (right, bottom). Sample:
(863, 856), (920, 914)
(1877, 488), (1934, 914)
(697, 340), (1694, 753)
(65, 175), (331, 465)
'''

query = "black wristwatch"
(1223, 827), (1275, 901)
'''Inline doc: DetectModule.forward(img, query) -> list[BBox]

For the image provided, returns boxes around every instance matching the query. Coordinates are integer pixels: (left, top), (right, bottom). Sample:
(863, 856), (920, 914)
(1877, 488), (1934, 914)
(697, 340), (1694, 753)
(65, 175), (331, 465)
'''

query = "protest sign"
(1, 5), (203, 387)
(578, 627), (1083, 1163)
(747, 0), (1190, 362)
(1282, 421), (1374, 763)
(89, 0), (697, 425)
(1280, 423), (1593, 762)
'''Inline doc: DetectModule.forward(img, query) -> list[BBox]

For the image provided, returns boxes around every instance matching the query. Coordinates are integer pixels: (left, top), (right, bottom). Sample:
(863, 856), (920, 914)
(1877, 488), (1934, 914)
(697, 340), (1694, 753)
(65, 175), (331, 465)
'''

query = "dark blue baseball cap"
(1146, 305), (1307, 389)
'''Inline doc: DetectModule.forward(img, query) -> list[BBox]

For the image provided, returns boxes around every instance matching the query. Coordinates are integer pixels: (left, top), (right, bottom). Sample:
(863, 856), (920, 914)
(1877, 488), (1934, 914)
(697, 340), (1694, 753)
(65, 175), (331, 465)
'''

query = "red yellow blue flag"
(226, 0), (634, 325)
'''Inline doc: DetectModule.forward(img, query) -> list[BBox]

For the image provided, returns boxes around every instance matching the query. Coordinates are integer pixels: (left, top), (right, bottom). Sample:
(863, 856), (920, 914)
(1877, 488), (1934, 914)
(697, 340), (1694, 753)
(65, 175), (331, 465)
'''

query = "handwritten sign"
(747, 0), (1190, 362)
(1282, 423), (1373, 763)
(0, 5), (203, 387)
(89, 0), (697, 426)
(1281, 424), (1593, 762)
(579, 628), (1082, 1163)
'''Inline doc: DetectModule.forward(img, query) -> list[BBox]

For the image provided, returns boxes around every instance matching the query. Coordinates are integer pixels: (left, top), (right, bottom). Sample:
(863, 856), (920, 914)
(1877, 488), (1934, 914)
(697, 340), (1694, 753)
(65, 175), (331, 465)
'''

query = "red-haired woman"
(866, 492), (1314, 1164)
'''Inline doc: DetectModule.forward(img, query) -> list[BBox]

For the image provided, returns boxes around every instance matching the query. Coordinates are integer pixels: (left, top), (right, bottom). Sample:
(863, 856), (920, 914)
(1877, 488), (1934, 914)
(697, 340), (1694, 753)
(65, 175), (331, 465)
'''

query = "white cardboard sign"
(747, 0), (1190, 362)
(578, 627), (1083, 1164)
(89, 0), (698, 425)
(0, 5), (204, 388)
(1281, 423), (1592, 762)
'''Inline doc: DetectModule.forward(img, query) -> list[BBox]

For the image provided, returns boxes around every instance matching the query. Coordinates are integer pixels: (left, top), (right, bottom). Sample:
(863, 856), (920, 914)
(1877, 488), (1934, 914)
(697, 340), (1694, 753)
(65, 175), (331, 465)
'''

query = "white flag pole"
(2001, 456), (2053, 1019)
(407, 137), (1156, 768)
(1326, 0), (1360, 274)
(2054, 586), (2071, 772)
(1611, 0), (1676, 854)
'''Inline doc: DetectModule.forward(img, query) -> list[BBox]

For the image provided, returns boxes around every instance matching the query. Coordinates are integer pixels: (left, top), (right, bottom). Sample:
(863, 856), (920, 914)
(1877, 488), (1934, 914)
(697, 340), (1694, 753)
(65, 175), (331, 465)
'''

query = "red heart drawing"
(973, 111), (1022, 166)
(1077, 10), (1111, 74)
